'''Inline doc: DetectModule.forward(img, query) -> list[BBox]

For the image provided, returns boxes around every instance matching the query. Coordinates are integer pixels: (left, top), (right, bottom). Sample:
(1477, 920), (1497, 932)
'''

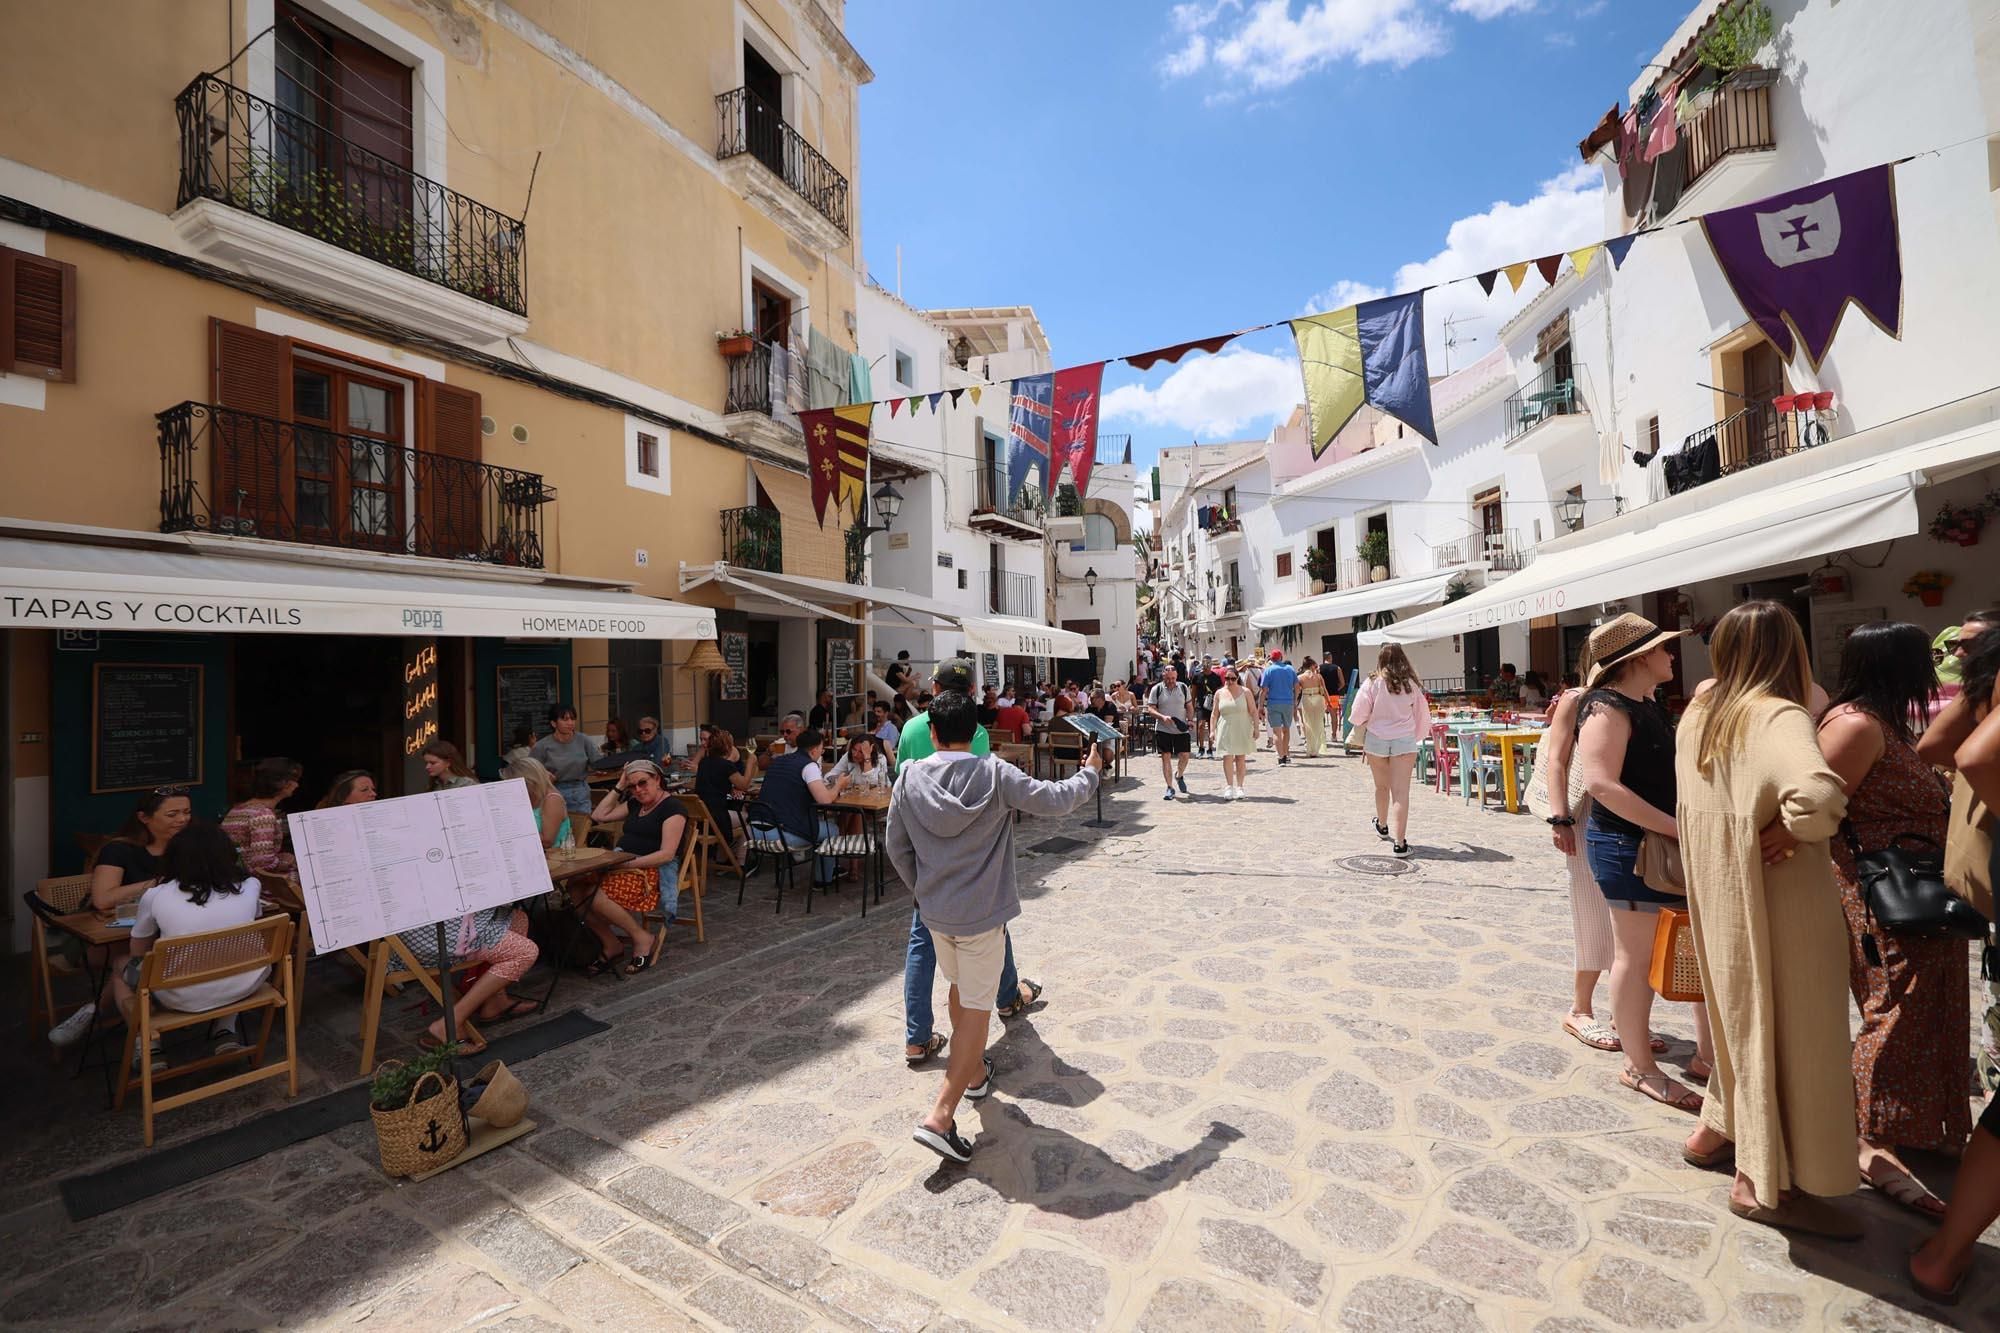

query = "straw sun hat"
(1583, 612), (1688, 688)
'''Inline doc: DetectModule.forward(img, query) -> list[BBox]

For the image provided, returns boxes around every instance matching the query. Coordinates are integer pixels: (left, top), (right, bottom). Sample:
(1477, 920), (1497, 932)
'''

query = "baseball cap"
(1269, 649), (1284, 661)
(933, 657), (976, 692)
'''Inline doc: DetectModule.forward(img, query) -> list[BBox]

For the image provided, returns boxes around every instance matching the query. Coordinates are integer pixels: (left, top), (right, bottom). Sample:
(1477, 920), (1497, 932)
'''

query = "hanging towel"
(1643, 72), (1690, 163)
(807, 329), (848, 410)
(849, 352), (873, 405)
(1598, 430), (1624, 486)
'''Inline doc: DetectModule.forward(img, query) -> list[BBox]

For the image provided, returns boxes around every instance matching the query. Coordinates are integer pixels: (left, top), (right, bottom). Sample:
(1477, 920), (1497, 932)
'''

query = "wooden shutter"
(0, 247), (78, 382)
(209, 318), (293, 538)
(1534, 311), (1569, 362)
(420, 379), (484, 558)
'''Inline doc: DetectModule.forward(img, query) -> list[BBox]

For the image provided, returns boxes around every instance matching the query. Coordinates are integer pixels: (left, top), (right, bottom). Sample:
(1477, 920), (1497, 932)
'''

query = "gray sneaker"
(47, 1002), (97, 1049)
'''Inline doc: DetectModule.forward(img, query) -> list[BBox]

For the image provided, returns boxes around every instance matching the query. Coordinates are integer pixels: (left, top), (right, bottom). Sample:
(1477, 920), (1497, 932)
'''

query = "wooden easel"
(356, 935), (485, 1076)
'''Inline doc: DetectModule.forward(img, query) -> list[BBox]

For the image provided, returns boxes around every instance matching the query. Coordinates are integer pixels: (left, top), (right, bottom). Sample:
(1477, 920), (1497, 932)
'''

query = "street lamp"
(854, 481), (904, 537)
(1554, 491), (1586, 532)
(1084, 566), (1099, 604)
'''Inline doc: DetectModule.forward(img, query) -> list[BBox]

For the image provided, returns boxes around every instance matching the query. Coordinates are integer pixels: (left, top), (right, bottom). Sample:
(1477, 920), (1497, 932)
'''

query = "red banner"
(1051, 362), (1105, 497)
(800, 403), (874, 526)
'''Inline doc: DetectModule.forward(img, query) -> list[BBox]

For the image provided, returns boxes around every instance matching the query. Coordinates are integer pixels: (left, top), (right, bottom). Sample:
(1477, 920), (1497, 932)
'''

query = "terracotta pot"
(717, 335), (754, 357)
(1919, 590), (1945, 607)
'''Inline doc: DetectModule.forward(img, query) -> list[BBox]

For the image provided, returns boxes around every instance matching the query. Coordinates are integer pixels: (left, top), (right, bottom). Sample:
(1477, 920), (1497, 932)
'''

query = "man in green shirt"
(897, 658), (990, 765)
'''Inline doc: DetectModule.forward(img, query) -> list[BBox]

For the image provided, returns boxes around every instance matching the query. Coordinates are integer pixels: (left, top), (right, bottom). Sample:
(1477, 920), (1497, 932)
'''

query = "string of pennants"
(804, 157), (1907, 527)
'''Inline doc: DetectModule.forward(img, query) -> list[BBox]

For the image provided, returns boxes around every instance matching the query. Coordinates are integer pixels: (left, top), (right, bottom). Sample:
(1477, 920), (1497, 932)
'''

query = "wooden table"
(1484, 727), (1547, 813)
(545, 847), (635, 884)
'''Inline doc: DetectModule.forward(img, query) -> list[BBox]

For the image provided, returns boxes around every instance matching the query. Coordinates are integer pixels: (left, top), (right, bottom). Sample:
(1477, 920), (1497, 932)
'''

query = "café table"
(824, 787), (891, 913)
(1484, 727), (1548, 813)
(536, 847), (635, 1007)
(51, 909), (132, 1097)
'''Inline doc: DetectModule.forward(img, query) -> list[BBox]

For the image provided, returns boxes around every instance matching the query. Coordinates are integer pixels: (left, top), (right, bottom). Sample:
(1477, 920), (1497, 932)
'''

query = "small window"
(1645, 414), (1661, 455)
(623, 415), (670, 495)
(636, 431), (660, 478)
(1276, 552), (1293, 578)
(893, 349), (915, 388)
(0, 246), (78, 382)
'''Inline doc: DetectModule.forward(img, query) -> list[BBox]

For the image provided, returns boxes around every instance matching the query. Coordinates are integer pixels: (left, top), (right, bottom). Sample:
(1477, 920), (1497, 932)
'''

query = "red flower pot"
(1919, 590), (1945, 607)
(717, 335), (754, 357)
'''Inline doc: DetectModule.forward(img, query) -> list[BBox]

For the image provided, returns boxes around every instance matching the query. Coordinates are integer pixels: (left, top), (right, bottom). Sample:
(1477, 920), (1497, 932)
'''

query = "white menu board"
(288, 780), (550, 956)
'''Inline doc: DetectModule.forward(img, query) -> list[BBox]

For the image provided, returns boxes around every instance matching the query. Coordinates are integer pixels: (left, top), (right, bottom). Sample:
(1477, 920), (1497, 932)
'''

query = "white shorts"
(932, 926), (1007, 1012)
(1364, 734), (1420, 758)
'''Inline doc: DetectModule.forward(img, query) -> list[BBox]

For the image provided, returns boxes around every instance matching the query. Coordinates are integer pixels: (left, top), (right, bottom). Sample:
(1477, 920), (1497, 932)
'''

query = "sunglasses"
(638, 726), (657, 735)
(151, 785), (190, 797)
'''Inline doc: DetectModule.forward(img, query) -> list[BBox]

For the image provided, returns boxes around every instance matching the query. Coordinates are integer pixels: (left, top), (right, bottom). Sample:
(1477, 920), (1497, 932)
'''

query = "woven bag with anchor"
(370, 1062), (468, 1177)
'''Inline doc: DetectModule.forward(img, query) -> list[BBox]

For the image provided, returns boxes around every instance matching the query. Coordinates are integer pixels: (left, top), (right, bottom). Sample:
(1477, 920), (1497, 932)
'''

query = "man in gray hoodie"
(887, 690), (1103, 1162)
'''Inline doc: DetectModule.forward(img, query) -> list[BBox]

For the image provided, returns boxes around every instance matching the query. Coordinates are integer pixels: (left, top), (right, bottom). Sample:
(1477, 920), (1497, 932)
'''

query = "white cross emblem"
(1755, 192), (1842, 269)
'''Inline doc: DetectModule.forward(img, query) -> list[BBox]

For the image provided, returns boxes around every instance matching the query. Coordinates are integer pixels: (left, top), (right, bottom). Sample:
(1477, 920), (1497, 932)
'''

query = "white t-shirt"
(801, 760), (824, 785)
(132, 876), (269, 1012)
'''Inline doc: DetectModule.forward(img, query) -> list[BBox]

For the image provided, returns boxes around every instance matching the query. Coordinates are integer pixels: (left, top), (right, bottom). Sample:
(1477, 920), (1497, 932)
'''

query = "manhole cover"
(1337, 855), (1418, 876)
(1028, 835), (1089, 855)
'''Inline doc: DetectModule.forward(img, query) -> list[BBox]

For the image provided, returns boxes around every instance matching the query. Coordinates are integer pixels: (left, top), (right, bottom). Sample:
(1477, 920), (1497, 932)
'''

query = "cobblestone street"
(4, 747), (1993, 1331)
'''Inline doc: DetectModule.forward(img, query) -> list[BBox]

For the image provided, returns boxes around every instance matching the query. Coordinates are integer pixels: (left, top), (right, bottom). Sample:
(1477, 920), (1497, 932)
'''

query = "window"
(1645, 414), (1661, 456)
(636, 431), (660, 478)
(893, 349), (915, 388)
(1081, 512), (1117, 551)
(1276, 552), (1292, 578)
(1222, 486), (1237, 512)
(624, 415), (671, 495)
(291, 359), (404, 544)
(1227, 560), (1240, 589)
(0, 246), (77, 382)
(274, 3), (414, 239)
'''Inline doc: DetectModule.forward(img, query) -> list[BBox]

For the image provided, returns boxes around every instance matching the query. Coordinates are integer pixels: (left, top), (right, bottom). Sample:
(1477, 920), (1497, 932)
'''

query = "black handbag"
(1848, 824), (1989, 965)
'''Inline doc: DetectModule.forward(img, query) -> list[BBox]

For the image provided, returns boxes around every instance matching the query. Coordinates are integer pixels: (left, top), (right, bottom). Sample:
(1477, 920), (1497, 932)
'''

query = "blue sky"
(846, 0), (1692, 477)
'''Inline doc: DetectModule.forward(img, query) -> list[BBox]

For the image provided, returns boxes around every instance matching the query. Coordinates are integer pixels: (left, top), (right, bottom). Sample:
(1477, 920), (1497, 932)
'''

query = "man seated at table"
(1088, 688), (1121, 726)
(808, 691), (836, 732)
(758, 729), (844, 884)
(976, 688), (1001, 728)
(635, 716), (669, 764)
(993, 691), (1031, 741)
(1489, 663), (1523, 704)
(871, 699), (902, 753)
(778, 712), (806, 751)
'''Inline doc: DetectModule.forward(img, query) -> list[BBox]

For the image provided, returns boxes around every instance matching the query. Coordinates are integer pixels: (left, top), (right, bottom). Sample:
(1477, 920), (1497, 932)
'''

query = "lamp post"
(1084, 566), (1098, 605)
(1554, 492), (1586, 533)
(854, 481), (903, 538)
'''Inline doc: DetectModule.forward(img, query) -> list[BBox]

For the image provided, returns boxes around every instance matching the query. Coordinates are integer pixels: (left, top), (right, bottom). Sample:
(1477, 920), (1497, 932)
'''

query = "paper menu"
(289, 779), (549, 956)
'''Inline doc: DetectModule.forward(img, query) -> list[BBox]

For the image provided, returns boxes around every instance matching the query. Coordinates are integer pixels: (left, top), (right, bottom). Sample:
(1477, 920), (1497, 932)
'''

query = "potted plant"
(1358, 530), (1391, 582)
(1303, 546), (1337, 594)
(1928, 500), (1990, 547)
(715, 328), (756, 357)
(369, 1044), (467, 1177)
(1696, 0), (1774, 78)
(1903, 569), (1953, 608)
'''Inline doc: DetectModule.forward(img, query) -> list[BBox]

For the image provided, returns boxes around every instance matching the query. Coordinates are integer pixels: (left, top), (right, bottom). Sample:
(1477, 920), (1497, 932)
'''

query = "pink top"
(1349, 676), (1433, 741)
(220, 802), (296, 878)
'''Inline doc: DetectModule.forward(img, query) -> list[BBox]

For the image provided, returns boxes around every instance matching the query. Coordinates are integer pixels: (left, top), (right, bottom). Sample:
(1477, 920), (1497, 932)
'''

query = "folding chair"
(743, 801), (806, 915)
(684, 797), (745, 903)
(356, 934), (489, 1077)
(26, 874), (93, 1054)
(816, 815), (879, 918)
(116, 914), (297, 1147)
(639, 813), (704, 963)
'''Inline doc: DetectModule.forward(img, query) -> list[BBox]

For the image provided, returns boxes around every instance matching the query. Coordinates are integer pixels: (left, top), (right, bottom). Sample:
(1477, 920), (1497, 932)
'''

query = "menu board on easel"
(497, 663), (560, 748)
(720, 630), (749, 701)
(92, 663), (203, 793)
(825, 637), (857, 698)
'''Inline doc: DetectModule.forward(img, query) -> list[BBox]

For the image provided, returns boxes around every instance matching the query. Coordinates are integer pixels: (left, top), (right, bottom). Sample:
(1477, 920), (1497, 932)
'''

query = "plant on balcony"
(1056, 482), (1082, 517)
(844, 523), (869, 584)
(1696, 0), (1774, 76)
(715, 328), (756, 356)
(1927, 499), (1991, 547)
(1357, 530), (1391, 582)
(1303, 546), (1338, 593)
(1444, 577), (1471, 604)
(1902, 569), (1952, 608)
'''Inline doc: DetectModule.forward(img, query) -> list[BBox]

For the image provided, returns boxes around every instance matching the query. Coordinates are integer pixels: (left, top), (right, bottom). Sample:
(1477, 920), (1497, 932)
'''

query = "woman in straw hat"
(1574, 613), (1714, 1114)
(1677, 601), (1859, 1239)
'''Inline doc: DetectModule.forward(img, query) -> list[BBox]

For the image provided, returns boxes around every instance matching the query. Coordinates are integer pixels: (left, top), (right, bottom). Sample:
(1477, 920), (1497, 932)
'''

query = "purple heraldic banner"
(1701, 163), (1903, 370)
(1007, 373), (1055, 508)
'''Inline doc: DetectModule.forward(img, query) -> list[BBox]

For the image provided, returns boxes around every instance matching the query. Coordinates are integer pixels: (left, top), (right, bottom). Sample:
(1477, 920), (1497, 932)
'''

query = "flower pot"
(1309, 579), (1327, 595)
(1370, 566), (1389, 582)
(1919, 590), (1945, 607)
(1954, 531), (1981, 547)
(717, 335), (754, 357)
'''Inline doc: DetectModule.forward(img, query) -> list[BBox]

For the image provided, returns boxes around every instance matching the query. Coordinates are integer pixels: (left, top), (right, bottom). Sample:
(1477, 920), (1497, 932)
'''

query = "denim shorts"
(1585, 824), (1678, 912)
(1267, 704), (1294, 730)
(1363, 733), (1419, 758)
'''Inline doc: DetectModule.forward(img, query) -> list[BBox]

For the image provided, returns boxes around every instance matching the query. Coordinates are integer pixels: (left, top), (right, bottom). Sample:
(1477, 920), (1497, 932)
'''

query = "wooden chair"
(356, 934), (488, 1077)
(26, 874), (93, 1054)
(115, 914), (297, 1147)
(683, 797), (744, 906)
(990, 727), (1019, 745)
(743, 801), (807, 915)
(570, 813), (595, 848)
(1048, 728), (1085, 781)
(638, 814), (704, 964)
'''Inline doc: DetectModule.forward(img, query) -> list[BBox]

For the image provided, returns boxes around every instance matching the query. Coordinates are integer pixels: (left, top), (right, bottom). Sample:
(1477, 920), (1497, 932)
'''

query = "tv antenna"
(1442, 312), (1478, 373)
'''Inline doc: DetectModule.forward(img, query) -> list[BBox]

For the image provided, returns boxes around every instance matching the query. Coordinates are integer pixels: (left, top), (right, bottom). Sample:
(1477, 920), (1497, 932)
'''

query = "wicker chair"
(25, 874), (94, 1055)
(115, 914), (297, 1146)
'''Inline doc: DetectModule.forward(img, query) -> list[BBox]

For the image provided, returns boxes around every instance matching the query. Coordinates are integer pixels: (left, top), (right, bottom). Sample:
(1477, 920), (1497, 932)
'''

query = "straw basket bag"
(371, 1064), (468, 1176)
(1648, 907), (1703, 1003)
(470, 1060), (528, 1129)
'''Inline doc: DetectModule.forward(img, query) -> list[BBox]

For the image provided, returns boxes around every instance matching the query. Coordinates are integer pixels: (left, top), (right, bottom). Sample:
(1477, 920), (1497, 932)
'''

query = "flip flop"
(1563, 1014), (1621, 1051)
(905, 1033), (946, 1067)
(1620, 1067), (1703, 1114)
(1908, 1250), (1967, 1306)
(1729, 1195), (1862, 1241)
(1683, 1139), (1735, 1170)
(1684, 1058), (1712, 1085)
(482, 998), (540, 1026)
(420, 1032), (487, 1056)
(1867, 1163), (1949, 1218)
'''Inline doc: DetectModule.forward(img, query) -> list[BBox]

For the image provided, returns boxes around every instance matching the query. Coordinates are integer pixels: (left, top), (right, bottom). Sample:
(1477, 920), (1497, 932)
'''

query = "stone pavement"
(2, 744), (1995, 1330)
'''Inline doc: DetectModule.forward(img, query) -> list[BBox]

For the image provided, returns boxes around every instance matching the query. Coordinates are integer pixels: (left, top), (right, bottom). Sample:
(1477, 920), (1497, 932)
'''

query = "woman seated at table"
(109, 821), (274, 1068)
(585, 759), (682, 974)
(1520, 671), (1551, 710)
(91, 788), (194, 912)
(315, 770), (377, 808)
(502, 755), (571, 849)
(397, 901), (540, 1055)
(695, 727), (755, 846)
(830, 732), (891, 788)
(221, 756), (302, 879)
(422, 740), (478, 791)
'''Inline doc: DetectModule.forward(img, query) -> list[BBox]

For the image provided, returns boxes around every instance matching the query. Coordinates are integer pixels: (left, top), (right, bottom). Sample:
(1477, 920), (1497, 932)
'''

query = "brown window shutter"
(209, 317), (294, 537)
(420, 379), (484, 558)
(0, 246), (78, 382)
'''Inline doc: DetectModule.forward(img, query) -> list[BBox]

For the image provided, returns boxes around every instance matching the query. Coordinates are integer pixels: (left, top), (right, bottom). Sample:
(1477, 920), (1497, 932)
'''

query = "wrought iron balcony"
(1505, 364), (1581, 443)
(175, 76), (526, 314)
(966, 467), (1046, 537)
(1220, 586), (1244, 615)
(984, 569), (1039, 619)
(726, 341), (778, 416)
(1094, 433), (1133, 468)
(158, 401), (552, 566)
(722, 505), (783, 573)
(1670, 397), (1832, 495)
(1682, 69), (1777, 193)
(715, 87), (849, 235)
(1207, 512), (1242, 538)
(1480, 528), (1535, 572)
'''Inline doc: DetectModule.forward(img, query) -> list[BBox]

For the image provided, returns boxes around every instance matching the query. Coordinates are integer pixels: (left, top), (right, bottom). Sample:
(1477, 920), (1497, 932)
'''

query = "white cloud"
(1102, 349), (1301, 436)
(1161, 33), (1210, 77)
(1449, 0), (1535, 17)
(1163, 0), (1548, 88)
(1302, 162), (1606, 366)
(1300, 277), (1388, 318)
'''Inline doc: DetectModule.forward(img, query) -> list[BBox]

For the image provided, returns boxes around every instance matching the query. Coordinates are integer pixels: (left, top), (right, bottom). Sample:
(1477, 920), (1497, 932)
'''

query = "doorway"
(1464, 627), (1500, 692)
(742, 41), (786, 179)
(751, 279), (792, 350)
(232, 634), (415, 801)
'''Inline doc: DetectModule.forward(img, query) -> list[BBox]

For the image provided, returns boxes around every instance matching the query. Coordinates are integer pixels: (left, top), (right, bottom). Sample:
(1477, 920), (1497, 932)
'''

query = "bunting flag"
(1604, 233), (1639, 269)
(1700, 163), (1903, 369)
(1052, 362), (1106, 497)
(1290, 290), (1436, 456)
(800, 403), (874, 526)
(970, 386), (983, 405)
(909, 396), (922, 415)
(928, 391), (943, 412)
(1535, 254), (1563, 285)
(1006, 373), (1054, 506)
(1569, 246), (1598, 277)
(888, 399), (902, 418)
(1476, 270), (1499, 296)
(1124, 331), (1241, 371)
(949, 388), (965, 407)
(1504, 261), (1531, 292)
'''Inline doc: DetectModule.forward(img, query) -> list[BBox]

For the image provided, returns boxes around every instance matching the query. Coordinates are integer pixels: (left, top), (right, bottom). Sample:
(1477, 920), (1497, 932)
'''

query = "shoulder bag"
(1944, 772), (1995, 919)
(1848, 822), (1989, 966)
(1637, 832), (1687, 896)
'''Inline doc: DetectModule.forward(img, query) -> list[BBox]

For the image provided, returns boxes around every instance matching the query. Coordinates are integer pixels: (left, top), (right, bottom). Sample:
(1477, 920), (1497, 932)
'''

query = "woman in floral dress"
(1818, 622), (1966, 1215)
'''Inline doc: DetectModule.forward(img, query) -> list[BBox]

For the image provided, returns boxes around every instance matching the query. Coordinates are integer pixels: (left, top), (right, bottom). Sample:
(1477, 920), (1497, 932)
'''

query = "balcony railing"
(1207, 513), (1242, 538)
(983, 570), (1039, 619)
(726, 342), (777, 416)
(966, 467), (1046, 532)
(1094, 433), (1132, 467)
(1505, 364), (1581, 443)
(1219, 586), (1244, 615)
(1670, 397), (1832, 495)
(1481, 529), (1535, 572)
(158, 401), (553, 566)
(1682, 69), (1776, 193)
(715, 87), (849, 234)
(1343, 557), (1392, 587)
(722, 505), (783, 573)
(175, 76), (526, 314)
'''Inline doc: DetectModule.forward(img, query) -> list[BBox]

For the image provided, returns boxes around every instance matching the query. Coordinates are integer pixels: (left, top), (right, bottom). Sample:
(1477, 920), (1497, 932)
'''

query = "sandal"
(1729, 1194), (1861, 1241)
(906, 1033), (946, 1066)
(482, 998), (540, 1026)
(623, 950), (656, 976)
(1909, 1250), (1967, 1306)
(1684, 1057), (1712, 1085)
(582, 951), (620, 979)
(1683, 1138), (1735, 1170)
(1563, 1014), (1621, 1051)
(1620, 1067), (1703, 1114)
(1866, 1162), (1948, 1218)
(420, 1031), (487, 1056)
(999, 979), (1045, 1019)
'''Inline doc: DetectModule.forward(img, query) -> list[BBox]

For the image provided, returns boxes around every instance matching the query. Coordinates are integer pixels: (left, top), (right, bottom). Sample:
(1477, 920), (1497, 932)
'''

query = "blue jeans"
(779, 816), (841, 884)
(557, 778), (592, 816)
(904, 909), (1020, 1045)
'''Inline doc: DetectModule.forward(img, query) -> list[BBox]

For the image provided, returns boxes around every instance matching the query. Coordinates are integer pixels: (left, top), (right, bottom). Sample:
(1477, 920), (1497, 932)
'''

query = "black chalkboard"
(720, 630), (748, 702)
(92, 664), (203, 793)
(497, 664), (560, 751)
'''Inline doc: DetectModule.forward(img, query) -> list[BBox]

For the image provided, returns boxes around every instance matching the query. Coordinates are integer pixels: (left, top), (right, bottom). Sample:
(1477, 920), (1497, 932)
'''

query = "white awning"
(1248, 568), (1464, 631)
(1368, 417), (2000, 646)
(681, 562), (1089, 658)
(0, 535), (718, 639)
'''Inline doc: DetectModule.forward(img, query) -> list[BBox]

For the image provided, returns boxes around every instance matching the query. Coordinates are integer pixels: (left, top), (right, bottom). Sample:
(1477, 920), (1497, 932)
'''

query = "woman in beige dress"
(1297, 657), (1330, 758)
(1677, 601), (1859, 1238)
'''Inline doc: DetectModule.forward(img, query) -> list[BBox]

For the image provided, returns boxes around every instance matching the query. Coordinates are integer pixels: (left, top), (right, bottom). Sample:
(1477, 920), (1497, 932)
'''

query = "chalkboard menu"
(825, 637), (857, 697)
(720, 630), (749, 701)
(497, 664), (560, 749)
(981, 653), (1001, 691)
(92, 663), (203, 793)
